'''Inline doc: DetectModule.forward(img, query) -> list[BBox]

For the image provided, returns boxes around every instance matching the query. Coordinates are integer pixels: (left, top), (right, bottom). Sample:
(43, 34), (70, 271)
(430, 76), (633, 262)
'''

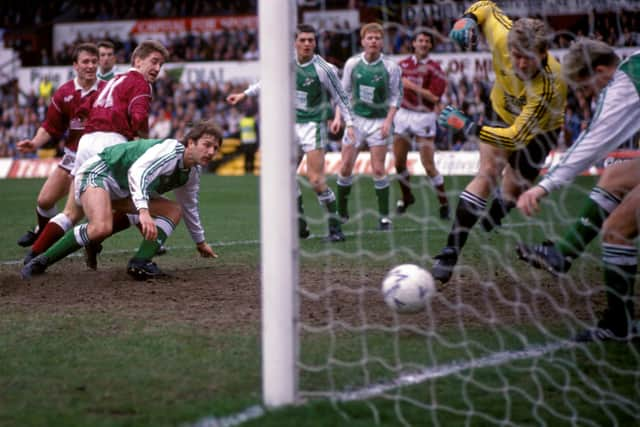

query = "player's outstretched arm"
(196, 241), (218, 258)
(449, 16), (478, 50)
(226, 92), (247, 105)
(437, 105), (478, 137)
(138, 208), (158, 241)
(517, 186), (548, 217)
(16, 127), (52, 153)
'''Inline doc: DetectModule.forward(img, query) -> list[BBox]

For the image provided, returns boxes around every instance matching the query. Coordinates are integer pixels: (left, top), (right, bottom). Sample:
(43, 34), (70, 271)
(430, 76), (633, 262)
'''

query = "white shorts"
(342, 115), (392, 148)
(394, 108), (437, 139)
(71, 131), (127, 176)
(57, 148), (76, 173)
(74, 155), (129, 205)
(296, 121), (327, 153)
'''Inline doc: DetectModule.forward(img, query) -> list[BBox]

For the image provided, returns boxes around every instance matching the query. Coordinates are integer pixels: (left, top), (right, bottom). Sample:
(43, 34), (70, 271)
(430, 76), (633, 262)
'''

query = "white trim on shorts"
(393, 108), (437, 140)
(74, 155), (129, 205)
(342, 115), (392, 148)
(296, 121), (327, 153)
(58, 147), (76, 173)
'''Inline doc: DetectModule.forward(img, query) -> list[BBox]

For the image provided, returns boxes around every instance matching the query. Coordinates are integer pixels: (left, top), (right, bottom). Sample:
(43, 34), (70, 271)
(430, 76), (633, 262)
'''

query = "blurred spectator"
(239, 108), (258, 174)
(2, 1), (640, 66)
(38, 76), (54, 103)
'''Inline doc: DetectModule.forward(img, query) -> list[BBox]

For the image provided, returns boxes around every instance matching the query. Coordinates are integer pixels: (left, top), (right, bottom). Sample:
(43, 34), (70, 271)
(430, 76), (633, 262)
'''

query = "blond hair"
(360, 22), (383, 39)
(562, 38), (620, 83)
(507, 18), (549, 55)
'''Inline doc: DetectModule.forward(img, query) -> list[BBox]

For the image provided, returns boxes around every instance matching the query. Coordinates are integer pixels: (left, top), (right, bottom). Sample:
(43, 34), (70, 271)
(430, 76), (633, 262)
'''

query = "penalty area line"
(185, 404), (265, 427)
(1, 222), (534, 266)
(186, 341), (576, 426)
(309, 341), (576, 402)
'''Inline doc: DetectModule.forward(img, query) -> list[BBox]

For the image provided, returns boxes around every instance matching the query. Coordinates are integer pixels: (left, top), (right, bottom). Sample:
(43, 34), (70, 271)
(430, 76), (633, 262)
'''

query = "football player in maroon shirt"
(16, 43), (104, 247)
(392, 31), (449, 219)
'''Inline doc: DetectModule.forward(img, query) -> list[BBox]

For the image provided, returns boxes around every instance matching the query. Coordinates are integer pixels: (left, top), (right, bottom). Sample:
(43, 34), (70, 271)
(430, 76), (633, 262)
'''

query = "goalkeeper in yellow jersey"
(431, 1), (567, 284)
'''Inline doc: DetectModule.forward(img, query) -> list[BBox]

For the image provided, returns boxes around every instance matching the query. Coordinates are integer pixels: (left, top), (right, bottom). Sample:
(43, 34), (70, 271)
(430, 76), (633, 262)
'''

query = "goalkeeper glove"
(438, 105), (478, 136)
(449, 17), (478, 49)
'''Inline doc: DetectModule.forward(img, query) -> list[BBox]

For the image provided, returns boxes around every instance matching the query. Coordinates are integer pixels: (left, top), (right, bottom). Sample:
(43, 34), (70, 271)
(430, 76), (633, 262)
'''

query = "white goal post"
(259, 0), (299, 407)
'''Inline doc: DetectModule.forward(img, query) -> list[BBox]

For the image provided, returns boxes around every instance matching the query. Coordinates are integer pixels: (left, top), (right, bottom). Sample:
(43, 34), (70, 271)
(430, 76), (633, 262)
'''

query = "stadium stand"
(1, 1), (638, 159)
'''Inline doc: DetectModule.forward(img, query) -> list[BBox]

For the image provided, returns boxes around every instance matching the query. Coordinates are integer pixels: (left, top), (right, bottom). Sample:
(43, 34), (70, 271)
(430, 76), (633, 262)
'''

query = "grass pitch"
(1, 174), (639, 426)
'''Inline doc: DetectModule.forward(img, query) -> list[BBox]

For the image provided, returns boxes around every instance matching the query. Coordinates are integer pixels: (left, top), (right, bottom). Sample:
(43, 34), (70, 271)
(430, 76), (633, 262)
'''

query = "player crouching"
(21, 120), (222, 280)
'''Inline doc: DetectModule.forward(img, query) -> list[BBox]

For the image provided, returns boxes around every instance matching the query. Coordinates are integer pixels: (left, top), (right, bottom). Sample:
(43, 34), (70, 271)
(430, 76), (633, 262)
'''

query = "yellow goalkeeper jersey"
(466, 1), (567, 150)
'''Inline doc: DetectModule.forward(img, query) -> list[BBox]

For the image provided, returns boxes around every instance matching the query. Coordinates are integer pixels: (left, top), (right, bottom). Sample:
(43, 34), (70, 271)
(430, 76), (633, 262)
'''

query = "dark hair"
(72, 43), (99, 63)
(296, 24), (317, 39)
(131, 40), (170, 66)
(412, 30), (433, 44)
(97, 40), (115, 50)
(183, 119), (224, 146)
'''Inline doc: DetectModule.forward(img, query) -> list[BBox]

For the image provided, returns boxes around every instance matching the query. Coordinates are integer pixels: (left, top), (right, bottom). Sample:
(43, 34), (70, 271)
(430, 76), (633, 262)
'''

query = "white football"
(382, 264), (435, 313)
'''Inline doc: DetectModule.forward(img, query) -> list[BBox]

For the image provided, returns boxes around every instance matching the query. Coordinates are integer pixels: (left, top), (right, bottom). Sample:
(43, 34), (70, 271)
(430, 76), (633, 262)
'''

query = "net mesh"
(290, 1), (640, 424)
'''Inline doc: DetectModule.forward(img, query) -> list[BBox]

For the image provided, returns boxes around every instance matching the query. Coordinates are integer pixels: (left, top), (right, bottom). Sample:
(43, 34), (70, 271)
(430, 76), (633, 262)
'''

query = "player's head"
(412, 30), (433, 58)
(562, 38), (620, 98)
(97, 40), (116, 73)
(131, 40), (170, 83)
(360, 22), (384, 57)
(507, 18), (549, 79)
(183, 119), (224, 167)
(72, 43), (99, 83)
(295, 24), (317, 62)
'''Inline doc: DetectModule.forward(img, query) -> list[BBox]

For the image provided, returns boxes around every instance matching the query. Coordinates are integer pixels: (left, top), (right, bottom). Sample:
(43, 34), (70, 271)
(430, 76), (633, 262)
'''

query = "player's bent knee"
(309, 177), (325, 192)
(36, 196), (56, 211)
(88, 222), (113, 241)
(161, 203), (182, 224)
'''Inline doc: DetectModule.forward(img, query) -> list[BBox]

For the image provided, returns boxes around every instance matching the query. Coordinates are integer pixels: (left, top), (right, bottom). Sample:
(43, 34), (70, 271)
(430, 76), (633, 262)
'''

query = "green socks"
(556, 187), (618, 259)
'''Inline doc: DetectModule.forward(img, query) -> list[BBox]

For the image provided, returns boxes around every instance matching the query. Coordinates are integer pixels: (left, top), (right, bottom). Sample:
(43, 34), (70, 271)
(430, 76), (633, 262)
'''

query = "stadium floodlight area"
(260, 0), (640, 424)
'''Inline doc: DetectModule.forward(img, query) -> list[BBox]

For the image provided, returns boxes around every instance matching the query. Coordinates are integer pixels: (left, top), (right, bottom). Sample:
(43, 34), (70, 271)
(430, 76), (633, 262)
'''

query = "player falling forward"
(227, 24), (355, 242)
(393, 31), (449, 219)
(22, 120), (221, 281)
(16, 43), (104, 248)
(516, 40), (640, 342)
(431, 1), (567, 284)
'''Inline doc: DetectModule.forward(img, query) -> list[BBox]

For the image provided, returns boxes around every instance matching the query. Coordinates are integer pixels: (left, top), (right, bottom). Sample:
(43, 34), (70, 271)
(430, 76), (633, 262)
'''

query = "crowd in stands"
(54, 27), (259, 65)
(1, 0), (638, 158)
(44, 9), (640, 67)
(0, 75), (261, 159)
(3, 0), (639, 66)
(1, 1), (257, 29)
(0, 66), (606, 159)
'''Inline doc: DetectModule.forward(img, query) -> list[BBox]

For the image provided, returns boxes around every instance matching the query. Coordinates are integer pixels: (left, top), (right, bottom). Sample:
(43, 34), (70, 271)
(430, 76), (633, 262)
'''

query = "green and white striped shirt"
(244, 54), (354, 125)
(342, 53), (403, 119)
(98, 138), (206, 243)
(539, 51), (640, 193)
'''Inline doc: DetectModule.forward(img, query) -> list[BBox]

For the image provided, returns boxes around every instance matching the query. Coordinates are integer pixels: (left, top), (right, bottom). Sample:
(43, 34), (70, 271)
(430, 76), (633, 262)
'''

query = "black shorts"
(484, 114), (560, 182)
(507, 128), (560, 182)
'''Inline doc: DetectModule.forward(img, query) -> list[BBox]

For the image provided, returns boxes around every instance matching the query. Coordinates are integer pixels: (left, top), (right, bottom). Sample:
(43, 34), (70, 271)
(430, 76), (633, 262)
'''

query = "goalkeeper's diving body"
(432, 0), (567, 284)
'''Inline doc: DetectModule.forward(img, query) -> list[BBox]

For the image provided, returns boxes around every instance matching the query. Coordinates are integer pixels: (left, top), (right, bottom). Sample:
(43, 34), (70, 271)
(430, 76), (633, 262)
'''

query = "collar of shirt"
(360, 52), (383, 65)
(73, 77), (101, 97)
(412, 55), (429, 65)
(296, 54), (316, 67)
(127, 67), (145, 77)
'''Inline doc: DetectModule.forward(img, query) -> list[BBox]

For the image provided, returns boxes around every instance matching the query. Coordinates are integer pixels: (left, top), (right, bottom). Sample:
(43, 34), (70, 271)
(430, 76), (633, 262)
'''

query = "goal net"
(261, 0), (640, 424)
